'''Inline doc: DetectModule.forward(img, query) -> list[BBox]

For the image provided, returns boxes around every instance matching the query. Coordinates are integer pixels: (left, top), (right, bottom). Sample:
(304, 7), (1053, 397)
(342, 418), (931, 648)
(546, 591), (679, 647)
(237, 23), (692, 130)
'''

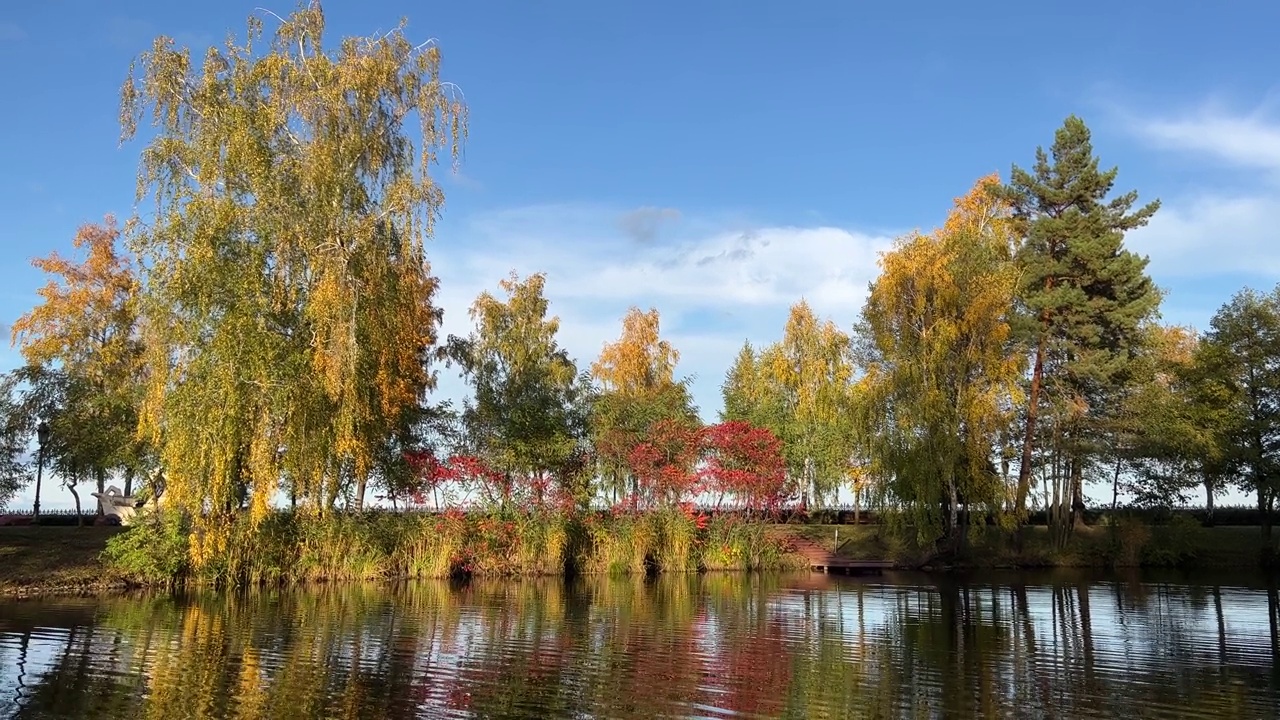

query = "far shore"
(2, 520), (1274, 600)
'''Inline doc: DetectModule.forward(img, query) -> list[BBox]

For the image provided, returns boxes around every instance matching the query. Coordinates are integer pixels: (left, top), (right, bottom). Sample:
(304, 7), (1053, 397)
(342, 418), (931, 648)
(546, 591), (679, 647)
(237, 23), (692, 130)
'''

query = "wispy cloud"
(1131, 105), (1280, 173)
(429, 204), (895, 417)
(1129, 193), (1280, 278)
(1122, 104), (1280, 284)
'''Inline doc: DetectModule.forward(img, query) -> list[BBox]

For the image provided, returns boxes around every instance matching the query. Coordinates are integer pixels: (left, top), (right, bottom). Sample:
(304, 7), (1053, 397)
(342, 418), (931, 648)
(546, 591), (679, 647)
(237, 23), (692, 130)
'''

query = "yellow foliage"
(11, 216), (140, 376)
(862, 174), (1025, 529)
(120, 4), (466, 537)
(592, 307), (680, 395)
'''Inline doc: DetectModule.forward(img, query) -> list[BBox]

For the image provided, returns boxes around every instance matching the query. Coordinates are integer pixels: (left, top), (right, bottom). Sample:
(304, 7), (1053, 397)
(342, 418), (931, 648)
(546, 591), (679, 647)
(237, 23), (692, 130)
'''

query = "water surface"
(1, 570), (1277, 719)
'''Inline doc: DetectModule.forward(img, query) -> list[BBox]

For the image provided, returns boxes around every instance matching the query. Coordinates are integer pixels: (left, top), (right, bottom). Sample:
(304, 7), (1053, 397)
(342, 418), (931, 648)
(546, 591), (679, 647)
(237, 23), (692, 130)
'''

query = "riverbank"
(3, 517), (1275, 598)
(792, 521), (1277, 569)
(0, 526), (135, 597)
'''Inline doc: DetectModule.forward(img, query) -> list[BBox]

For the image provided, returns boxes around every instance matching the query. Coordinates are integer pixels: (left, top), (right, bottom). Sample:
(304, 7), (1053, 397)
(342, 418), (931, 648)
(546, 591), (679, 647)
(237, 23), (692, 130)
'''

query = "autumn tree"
(859, 175), (1023, 548)
(590, 307), (699, 505)
(698, 420), (789, 512)
(0, 372), (31, 509)
(1200, 287), (1280, 541)
(722, 302), (858, 509)
(10, 217), (146, 506)
(626, 419), (703, 508)
(447, 272), (589, 506)
(1004, 116), (1161, 532)
(1111, 325), (1231, 514)
(119, 4), (464, 559)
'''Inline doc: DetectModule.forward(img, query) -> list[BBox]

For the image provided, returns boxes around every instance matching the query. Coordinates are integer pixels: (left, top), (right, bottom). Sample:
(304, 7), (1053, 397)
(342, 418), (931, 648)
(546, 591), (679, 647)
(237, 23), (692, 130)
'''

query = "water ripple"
(0, 572), (1277, 719)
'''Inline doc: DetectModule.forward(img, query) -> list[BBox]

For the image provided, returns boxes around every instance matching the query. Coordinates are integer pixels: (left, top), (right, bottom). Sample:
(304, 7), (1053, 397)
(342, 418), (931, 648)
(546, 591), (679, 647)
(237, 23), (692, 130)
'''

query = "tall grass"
(579, 513), (654, 575)
(700, 516), (796, 571)
(103, 507), (796, 588)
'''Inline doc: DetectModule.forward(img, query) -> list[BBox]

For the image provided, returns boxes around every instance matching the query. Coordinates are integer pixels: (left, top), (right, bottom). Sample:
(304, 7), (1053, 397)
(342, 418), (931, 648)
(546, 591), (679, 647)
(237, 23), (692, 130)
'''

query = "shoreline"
(3, 522), (1274, 600)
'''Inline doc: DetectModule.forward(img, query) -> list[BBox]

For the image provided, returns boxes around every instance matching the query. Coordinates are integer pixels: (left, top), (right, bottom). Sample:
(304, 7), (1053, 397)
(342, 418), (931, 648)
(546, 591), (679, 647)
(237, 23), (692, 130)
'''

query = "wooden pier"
(779, 532), (894, 575)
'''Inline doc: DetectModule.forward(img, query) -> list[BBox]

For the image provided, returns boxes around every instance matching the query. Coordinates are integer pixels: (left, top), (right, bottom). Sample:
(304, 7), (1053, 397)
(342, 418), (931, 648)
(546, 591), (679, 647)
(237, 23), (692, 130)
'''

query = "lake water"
(1, 570), (1277, 719)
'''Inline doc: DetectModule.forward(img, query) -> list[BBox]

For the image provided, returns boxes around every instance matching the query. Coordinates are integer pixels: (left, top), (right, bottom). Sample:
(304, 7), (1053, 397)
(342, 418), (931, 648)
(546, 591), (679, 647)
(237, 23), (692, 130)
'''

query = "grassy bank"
(0, 526), (134, 597)
(96, 508), (800, 590)
(792, 520), (1278, 569)
(5, 513), (1276, 598)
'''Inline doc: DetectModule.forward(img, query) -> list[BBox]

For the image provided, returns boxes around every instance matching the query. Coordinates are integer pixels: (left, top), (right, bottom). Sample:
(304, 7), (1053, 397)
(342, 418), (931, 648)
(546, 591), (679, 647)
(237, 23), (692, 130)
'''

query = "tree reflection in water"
(0, 571), (1276, 719)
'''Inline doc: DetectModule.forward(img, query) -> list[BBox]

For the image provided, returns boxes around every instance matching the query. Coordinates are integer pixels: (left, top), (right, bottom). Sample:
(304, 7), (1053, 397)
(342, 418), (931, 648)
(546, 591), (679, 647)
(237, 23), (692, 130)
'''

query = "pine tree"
(1004, 116), (1161, 536)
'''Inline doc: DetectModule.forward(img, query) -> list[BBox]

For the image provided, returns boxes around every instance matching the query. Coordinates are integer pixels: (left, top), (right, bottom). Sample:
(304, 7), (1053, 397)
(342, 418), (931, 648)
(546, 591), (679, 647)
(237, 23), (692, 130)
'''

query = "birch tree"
(447, 272), (588, 505)
(10, 217), (146, 504)
(590, 307), (698, 505)
(860, 175), (1024, 547)
(119, 4), (465, 562)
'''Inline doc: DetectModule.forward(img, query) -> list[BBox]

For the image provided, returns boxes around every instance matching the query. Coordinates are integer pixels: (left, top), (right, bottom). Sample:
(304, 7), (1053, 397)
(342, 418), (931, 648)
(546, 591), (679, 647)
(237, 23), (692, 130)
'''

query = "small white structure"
(91, 485), (140, 525)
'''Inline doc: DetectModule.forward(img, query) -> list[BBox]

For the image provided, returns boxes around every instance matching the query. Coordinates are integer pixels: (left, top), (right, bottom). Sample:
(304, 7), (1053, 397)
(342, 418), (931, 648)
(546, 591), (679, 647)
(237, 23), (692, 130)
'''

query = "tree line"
(1, 5), (1276, 558)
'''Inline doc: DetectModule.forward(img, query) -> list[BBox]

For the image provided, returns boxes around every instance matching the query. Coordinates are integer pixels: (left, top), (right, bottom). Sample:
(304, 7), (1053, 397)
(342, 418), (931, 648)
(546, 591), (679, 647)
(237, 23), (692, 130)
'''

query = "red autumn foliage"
(697, 421), (790, 512)
(623, 419), (789, 512)
(626, 419), (704, 508)
(403, 451), (508, 506)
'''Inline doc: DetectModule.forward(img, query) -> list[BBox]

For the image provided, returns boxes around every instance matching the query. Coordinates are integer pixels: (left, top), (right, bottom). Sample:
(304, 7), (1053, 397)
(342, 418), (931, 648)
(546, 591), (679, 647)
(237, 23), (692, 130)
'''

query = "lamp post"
(32, 421), (49, 522)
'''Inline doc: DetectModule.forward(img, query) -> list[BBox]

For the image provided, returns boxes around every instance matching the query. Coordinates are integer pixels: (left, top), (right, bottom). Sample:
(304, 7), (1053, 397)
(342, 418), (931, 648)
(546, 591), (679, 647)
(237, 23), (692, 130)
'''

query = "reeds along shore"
(101, 508), (800, 588)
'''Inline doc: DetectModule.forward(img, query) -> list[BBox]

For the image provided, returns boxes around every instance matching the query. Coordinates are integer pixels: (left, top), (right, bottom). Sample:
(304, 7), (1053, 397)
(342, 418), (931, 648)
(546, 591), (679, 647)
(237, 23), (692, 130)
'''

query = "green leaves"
(860, 175), (1023, 544)
(448, 272), (587, 494)
(119, 4), (465, 557)
(1202, 287), (1280, 514)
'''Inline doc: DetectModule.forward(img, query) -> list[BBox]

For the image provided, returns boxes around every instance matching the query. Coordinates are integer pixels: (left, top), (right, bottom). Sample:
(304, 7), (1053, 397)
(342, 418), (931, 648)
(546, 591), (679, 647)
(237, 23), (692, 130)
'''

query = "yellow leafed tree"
(10, 216), (147, 502)
(589, 307), (697, 504)
(119, 4), (464, 564)
(860, 174), (1024, 546)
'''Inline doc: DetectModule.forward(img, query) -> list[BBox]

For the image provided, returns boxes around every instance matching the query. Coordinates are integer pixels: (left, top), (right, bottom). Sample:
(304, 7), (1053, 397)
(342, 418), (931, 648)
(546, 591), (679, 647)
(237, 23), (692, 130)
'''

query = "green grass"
(0, 526), (134, 597)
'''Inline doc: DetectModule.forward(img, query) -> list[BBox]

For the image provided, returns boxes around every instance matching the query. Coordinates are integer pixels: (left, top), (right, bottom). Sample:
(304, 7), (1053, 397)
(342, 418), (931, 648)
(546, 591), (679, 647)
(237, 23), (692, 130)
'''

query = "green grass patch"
(0, 526), (134, 596)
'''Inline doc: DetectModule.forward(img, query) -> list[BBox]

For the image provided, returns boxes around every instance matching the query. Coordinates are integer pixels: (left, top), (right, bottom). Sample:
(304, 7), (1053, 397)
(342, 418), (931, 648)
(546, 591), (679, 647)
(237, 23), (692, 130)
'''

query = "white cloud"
(1135, 109), (1280, 172)
(1123, 105), (1280, 283)
(428, 204), (895, 419)
(1128, 193), (1280, 278)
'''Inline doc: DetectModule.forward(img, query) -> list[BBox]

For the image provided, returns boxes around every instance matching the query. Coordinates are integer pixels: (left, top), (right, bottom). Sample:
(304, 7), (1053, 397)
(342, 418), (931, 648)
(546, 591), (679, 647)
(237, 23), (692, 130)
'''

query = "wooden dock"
(778, 532), (894, 575)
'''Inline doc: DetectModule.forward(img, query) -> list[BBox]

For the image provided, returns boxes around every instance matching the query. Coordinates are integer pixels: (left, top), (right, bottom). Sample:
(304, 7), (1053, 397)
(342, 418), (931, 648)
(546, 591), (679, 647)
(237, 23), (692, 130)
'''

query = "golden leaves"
(119, 4), (465, 528)
(11, 217), (139, 371)
(592, 307), (680, 396)
(862, 174), (1026, 524)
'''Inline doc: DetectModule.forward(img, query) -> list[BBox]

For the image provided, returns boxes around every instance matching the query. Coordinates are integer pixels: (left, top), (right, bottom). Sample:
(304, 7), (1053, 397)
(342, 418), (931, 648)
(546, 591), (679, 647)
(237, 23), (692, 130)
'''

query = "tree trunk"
(1110, 456), (1122, 513)
(1204, 473), (1215, 527)
(948, 470), (960, 552)
(1015, 335), (1047, 516)
(68, 483), (83, 527)
(1070, 457), (1087, 530)
(96, 469), (106, 516)
(803, 457), (814, 511)
(354, 475), (367, 512)
(124, 469), (133, 498)
(1260, 485), (1272, 543)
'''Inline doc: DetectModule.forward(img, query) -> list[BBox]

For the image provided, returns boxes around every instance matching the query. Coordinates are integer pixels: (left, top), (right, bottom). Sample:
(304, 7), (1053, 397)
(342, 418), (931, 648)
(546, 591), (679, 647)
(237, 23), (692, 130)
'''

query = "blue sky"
(3, 1), (1279, 508)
